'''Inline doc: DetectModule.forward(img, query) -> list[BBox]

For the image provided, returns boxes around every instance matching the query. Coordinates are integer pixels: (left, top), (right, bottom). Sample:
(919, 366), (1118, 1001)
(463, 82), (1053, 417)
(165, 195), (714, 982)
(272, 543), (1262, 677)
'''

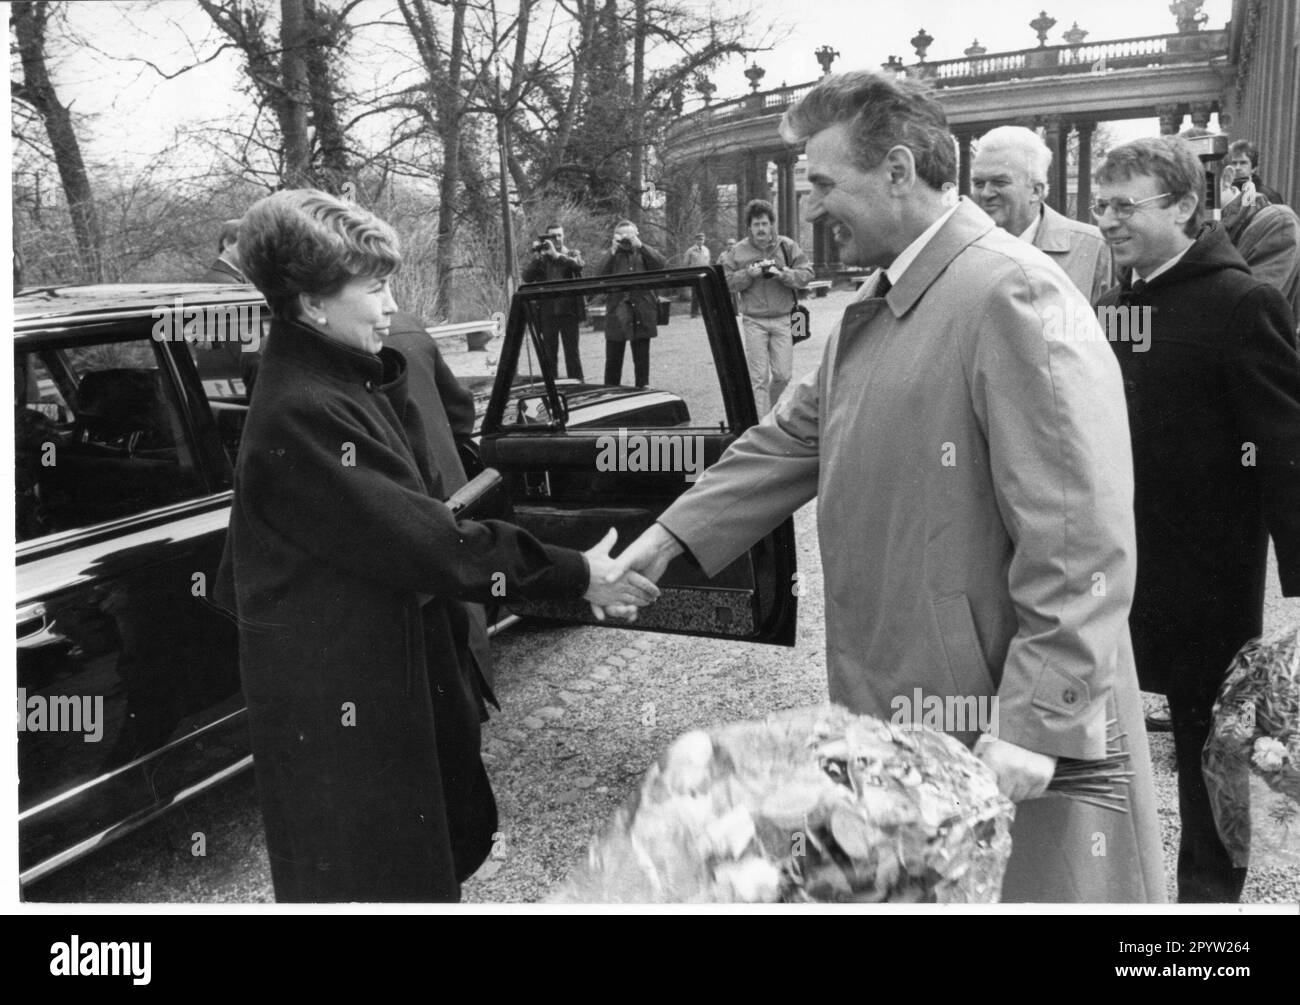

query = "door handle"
(523, 470), (552, 498)
(17, 601), (49, 641)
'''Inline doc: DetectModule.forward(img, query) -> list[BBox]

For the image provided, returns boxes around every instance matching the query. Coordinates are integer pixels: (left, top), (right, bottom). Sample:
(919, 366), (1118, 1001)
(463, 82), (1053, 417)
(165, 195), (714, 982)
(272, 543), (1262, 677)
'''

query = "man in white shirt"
(607, 69), (1165, 903)
(972, 125), (1112, 303)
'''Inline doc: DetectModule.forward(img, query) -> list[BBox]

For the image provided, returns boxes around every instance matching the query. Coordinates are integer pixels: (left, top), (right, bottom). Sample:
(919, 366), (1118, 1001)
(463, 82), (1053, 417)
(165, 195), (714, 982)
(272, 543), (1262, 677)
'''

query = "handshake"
(581, 525), (685, 621)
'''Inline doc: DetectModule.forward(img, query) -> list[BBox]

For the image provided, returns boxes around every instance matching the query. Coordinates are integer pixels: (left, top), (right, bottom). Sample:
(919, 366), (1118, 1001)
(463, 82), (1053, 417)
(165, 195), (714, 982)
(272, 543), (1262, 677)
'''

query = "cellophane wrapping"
(551, 704), (1015, 904)
(1203, 624), (1300, 867)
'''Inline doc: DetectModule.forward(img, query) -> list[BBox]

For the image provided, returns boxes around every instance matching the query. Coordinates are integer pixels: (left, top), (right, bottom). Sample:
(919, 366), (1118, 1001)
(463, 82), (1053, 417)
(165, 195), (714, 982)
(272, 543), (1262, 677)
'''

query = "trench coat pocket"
(933, 593), (996, 697)
(1029, 664), (1091, 716)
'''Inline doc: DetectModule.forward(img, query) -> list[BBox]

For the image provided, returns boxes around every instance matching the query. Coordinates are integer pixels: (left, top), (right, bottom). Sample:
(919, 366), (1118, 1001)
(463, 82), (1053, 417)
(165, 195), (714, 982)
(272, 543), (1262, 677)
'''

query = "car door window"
(479, 266), (796, 645)
(511, 271), (741, 432)
(15, 338), (205, 542)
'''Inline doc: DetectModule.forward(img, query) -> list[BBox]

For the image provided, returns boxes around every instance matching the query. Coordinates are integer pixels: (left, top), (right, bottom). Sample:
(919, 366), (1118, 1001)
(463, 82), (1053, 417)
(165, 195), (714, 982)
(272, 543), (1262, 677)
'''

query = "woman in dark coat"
(215, 190), (655, 902)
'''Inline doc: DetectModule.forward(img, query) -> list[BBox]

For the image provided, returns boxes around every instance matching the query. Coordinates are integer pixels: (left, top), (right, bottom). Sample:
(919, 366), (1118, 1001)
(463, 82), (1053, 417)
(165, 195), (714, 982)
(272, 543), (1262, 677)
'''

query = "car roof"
(13, 283), (266, 327)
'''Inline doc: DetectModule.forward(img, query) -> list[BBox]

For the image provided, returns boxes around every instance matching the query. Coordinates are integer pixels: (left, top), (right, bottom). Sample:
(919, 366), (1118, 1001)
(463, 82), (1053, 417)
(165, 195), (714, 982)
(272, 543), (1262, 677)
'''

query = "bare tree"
(197, 0), (357, 189)
(11, 0), (104, 281)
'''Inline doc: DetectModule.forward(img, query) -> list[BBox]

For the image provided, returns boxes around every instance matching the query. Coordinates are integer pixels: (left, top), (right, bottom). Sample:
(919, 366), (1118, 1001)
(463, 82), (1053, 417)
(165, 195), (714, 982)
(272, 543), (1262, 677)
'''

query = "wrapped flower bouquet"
(551, 704), (1016, 904)
(1204, 623), (1300, 866)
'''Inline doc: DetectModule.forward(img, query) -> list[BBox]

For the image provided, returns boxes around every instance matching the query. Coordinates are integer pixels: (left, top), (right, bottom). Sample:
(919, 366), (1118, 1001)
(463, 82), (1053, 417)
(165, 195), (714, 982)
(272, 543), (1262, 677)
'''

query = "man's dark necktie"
(874, 272), (892, 298)
(1130, 278), (1147, 296)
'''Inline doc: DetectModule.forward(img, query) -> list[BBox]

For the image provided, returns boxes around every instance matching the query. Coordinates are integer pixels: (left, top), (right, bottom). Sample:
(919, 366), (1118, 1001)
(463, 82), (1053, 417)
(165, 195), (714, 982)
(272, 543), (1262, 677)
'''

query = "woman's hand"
(583, 528), (661, 620)
(596, 523), (683, 622)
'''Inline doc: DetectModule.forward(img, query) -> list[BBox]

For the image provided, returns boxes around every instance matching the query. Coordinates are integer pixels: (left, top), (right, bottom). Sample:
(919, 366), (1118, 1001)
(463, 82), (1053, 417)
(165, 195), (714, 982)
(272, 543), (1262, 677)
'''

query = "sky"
(18, 0), (1236, 174)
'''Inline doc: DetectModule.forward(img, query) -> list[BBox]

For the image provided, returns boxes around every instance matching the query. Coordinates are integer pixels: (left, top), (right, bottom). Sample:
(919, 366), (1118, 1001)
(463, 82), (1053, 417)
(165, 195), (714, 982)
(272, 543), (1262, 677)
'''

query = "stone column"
(1155, 104), (1184, 134)
(1042, 116), (1069, 213)
(699, 158), (719, 241)
(1189, 102), (1214, 129)
(735, 158), (750, 235)
(750, 156), (772, 205)
(776, 155), (790, 232)
(1076, 121), (1095, 223)
(957, 132), (973, 198)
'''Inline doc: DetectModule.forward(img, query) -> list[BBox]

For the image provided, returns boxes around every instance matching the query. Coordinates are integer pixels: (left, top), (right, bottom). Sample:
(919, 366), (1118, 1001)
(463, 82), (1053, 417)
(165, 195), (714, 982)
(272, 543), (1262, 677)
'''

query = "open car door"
(479, 264), (797, 645)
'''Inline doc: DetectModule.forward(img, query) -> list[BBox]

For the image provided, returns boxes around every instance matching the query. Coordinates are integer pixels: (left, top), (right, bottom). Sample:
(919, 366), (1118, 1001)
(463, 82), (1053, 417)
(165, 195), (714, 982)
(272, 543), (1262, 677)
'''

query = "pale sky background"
(22, 0), (1236, 174)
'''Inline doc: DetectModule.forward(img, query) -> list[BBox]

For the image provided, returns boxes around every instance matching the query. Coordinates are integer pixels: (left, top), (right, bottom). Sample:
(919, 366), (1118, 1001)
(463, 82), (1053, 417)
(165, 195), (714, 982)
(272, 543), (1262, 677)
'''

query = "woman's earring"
(317, 317), (328, 325)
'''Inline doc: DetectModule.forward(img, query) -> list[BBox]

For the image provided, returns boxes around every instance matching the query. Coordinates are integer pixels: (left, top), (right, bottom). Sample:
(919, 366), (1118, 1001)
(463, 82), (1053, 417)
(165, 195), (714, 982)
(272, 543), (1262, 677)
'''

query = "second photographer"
(597, 221), (666, 388)
(521, 224), (587, 380)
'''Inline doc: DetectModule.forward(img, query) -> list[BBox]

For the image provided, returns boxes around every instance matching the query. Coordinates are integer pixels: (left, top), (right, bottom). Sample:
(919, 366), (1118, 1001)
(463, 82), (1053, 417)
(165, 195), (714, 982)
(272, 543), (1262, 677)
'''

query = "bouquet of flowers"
(551, 704), (1016, 904)
(1203, 624), (1300, 867)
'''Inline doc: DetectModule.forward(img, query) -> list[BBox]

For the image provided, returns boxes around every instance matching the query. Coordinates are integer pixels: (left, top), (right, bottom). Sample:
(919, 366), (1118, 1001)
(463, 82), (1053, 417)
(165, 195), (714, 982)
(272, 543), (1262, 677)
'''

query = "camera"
(617, 236), (635, 250)
(757, 259), (778, 278)
(531, 236), (554, 253)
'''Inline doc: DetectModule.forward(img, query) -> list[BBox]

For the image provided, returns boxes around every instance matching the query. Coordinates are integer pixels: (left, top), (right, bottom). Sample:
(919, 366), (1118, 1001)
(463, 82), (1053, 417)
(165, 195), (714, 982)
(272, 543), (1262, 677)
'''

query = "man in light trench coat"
(606, 71), (1166, 902)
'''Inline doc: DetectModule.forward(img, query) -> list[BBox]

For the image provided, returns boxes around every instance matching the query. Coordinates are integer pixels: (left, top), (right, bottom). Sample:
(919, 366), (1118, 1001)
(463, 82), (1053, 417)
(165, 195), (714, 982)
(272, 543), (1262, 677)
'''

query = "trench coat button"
(1062, 688), (1078, 705)
(365, 380), (375, 392)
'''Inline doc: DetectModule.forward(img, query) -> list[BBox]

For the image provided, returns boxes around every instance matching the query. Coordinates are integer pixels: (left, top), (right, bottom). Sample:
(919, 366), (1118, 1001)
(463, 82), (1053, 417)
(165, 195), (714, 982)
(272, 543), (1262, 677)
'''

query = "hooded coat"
(216, 318), (588, 902)
(1097, 224), (1300, 704)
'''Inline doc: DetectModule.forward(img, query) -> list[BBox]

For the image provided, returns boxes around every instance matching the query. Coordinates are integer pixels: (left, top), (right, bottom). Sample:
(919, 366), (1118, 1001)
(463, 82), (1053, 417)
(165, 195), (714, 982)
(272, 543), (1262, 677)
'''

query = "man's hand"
(974, 734), (1057, 802)
(747, 262), (764, 277)
(582, 528), (660, 621)
(598, 523), (684, 622)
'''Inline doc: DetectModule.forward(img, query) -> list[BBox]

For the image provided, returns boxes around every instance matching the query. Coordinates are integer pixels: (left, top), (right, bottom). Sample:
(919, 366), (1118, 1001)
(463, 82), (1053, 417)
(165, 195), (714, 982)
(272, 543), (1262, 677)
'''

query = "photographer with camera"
(521, 224), (587, 380)
(596, 221), (666, 388)
(725, 200), (813, 412)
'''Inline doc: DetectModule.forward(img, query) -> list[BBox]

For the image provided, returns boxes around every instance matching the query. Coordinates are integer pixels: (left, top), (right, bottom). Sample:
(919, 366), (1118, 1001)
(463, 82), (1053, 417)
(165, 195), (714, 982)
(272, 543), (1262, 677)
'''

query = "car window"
(505, 272), (732, 431)
(15, 338), (206, 542)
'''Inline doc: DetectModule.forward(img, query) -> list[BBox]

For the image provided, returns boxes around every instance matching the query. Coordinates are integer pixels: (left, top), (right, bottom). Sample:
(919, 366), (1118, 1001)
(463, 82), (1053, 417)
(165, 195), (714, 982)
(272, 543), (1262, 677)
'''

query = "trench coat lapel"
(887, 199), (996, 319)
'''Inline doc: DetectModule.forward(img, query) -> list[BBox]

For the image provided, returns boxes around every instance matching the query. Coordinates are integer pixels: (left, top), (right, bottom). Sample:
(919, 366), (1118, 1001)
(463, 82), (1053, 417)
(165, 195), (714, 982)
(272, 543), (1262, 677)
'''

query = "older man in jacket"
(1095, 137), (1300, 902)
(973, 126), (1112, 304)
(608, 70), (1165, 902)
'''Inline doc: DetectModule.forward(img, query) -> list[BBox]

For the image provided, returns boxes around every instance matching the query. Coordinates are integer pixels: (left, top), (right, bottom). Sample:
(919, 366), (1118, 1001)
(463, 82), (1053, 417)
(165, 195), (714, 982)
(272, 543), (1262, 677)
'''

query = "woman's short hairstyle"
(780, 70), (956, 192)
(239, 189), (401, 320)
(745, 199), (776, 226)
(1094, 136), (1203, 237)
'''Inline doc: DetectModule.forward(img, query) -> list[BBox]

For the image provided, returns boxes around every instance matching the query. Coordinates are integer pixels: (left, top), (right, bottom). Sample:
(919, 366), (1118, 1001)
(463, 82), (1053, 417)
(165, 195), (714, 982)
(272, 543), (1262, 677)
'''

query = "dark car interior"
(481, 268), (795, 643)
(16, 345), (204, 541)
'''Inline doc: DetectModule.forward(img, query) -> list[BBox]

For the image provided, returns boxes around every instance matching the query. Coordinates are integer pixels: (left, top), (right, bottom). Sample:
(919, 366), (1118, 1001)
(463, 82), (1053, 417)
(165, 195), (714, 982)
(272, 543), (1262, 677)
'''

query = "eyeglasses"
(1090, 193), (1173, 221)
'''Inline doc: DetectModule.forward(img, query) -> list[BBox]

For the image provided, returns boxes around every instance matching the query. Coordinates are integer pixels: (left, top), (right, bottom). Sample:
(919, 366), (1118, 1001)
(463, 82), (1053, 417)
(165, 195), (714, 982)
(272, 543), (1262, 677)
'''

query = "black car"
(15, 267), (796, 888)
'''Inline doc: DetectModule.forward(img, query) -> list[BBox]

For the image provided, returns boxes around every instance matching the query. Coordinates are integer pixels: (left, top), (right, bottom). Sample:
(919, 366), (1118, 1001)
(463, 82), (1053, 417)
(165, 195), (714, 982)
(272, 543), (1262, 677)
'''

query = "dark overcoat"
(215, 318), (588, 902)
(1099, 224), (1300, 704)
(201, 257), (247, 284)
(385, 311), (497, 694)
(598, 245), (666, 341)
